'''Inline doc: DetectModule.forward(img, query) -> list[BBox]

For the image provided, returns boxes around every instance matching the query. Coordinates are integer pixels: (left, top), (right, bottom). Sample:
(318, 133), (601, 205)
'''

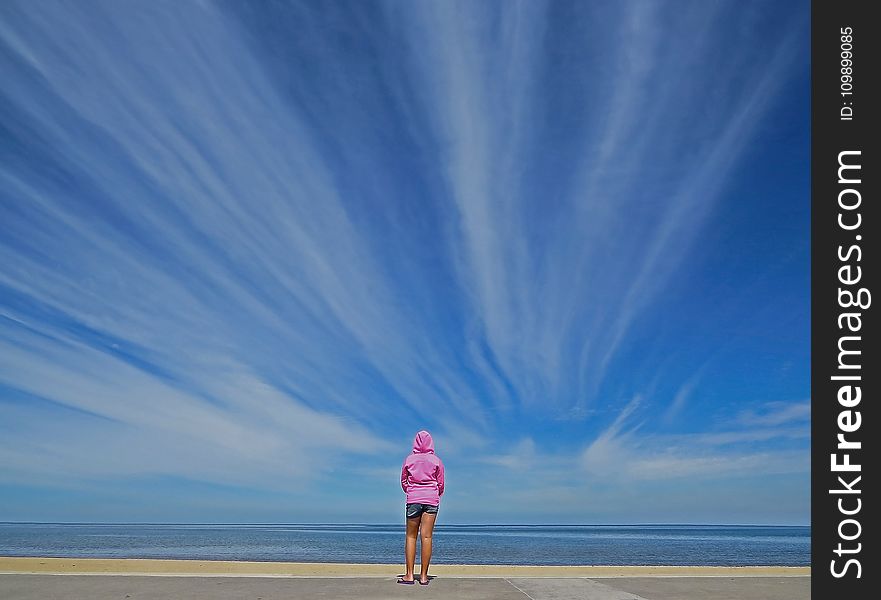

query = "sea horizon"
(0, 522), (810, 567)
(0, 520), (810, 527)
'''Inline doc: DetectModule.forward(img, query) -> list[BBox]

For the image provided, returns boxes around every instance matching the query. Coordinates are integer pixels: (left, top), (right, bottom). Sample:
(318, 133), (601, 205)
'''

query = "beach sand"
(0, 557), (810, 599)
(0, 556), (809, 577)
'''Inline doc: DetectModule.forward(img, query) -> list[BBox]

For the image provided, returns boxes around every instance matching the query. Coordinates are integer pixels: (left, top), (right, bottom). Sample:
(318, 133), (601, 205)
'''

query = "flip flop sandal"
(397, 578), (416, 585)
(418, 578), (430, 586)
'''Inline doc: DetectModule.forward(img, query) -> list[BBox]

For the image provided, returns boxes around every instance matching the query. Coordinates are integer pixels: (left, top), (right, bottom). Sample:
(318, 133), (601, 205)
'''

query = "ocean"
(0, 523), (809, 566)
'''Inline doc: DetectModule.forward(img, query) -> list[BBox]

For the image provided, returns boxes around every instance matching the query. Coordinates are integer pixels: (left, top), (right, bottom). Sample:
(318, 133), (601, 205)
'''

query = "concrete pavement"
(0, 574), (810, 599)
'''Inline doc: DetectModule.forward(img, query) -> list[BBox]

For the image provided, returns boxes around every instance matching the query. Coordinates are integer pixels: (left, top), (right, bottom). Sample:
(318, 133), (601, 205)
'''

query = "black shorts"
(406, 503), (439, 519)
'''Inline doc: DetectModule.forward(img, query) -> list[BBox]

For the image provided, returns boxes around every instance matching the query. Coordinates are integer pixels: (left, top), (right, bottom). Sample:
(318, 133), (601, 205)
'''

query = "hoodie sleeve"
(401, 460), (409, 494)
(436, 459), (445, 497)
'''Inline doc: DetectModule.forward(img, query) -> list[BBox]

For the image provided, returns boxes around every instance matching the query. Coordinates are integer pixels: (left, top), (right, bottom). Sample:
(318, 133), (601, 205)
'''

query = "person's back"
(402, 431), (444, 506)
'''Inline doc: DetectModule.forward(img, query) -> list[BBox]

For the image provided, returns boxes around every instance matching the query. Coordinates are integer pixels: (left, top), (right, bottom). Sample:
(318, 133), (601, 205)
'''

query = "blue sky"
(0, 1), (809, 524)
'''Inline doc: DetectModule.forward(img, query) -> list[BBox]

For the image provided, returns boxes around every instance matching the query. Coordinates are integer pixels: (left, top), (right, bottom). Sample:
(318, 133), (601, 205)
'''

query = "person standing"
(398, 430), (445, 585)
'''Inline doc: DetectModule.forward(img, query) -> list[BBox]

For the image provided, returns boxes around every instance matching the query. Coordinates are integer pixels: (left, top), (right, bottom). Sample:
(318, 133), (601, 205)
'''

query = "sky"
(0, 1), (810, 525)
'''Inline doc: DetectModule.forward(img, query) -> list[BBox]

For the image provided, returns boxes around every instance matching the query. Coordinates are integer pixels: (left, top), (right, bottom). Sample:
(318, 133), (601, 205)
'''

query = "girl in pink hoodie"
(398, 430), (444, 585)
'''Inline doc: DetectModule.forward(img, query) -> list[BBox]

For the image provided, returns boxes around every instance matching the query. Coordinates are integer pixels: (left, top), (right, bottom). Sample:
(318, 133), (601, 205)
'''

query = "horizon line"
(0, 521), (811, 528)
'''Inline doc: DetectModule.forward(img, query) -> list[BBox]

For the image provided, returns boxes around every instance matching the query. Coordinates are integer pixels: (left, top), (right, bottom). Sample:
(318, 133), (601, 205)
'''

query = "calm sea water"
(0, 523), (809, 566)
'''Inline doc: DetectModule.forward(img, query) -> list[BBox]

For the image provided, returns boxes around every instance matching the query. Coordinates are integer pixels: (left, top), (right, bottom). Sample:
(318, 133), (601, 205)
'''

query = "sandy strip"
(0, 557), (809, 578)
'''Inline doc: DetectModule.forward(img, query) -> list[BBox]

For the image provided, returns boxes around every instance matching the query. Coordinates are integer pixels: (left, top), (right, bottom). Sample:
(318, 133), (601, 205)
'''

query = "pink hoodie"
(401, 430), (445, 506)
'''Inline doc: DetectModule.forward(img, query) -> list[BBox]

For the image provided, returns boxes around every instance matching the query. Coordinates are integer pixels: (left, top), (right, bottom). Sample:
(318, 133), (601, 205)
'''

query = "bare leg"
(403, 516), (420, 581)
(419, 512), (437, 584)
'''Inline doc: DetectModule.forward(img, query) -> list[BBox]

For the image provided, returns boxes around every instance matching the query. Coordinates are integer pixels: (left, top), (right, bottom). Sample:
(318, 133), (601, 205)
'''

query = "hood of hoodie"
(412, 430), (435, 454)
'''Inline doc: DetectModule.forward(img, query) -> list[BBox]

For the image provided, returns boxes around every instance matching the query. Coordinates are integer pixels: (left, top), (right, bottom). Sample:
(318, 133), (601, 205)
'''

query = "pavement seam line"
(504, 578), (538, 600)
(586, 577), (654, 600)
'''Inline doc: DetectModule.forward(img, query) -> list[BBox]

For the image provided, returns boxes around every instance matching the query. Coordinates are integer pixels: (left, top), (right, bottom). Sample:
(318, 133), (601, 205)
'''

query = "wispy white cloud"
(663, 376), (699, 423)
(580, 400), (809, 483)
(0, 318), (394, 487)
(479, 437), (538, 470)
(737, 401), (811, 427)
